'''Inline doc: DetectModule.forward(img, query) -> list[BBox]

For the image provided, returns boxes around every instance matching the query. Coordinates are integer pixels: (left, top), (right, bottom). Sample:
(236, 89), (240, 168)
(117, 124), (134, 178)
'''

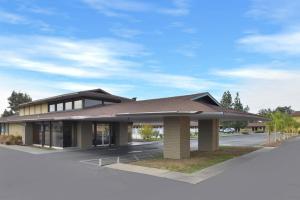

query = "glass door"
(94, 123), (112, 146)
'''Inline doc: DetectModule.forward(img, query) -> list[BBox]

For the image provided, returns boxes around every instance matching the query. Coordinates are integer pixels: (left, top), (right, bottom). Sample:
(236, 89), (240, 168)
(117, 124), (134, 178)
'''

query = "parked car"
(223, 128), (235, 133)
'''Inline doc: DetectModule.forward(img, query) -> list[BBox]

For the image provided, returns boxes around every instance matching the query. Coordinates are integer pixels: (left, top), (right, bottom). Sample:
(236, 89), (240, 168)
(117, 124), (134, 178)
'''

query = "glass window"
(52, 122), (63, 147)
(65, 102), (73, 110)
(103, 101), (115, 105)
(49, 104), (56, 112)
(56, 103), (63, 111)
(84, 99), (102, 108)
(44, 124), (50, 146)
(74, 100), (83, 109)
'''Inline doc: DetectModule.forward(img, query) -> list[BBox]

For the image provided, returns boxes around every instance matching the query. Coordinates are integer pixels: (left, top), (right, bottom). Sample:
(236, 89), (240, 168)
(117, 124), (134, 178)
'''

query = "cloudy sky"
(0, 0), (299, 113)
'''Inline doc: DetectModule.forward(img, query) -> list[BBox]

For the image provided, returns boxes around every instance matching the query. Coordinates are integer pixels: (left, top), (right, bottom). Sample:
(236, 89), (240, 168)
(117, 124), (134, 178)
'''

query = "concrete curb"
(105, 147), (274, 184)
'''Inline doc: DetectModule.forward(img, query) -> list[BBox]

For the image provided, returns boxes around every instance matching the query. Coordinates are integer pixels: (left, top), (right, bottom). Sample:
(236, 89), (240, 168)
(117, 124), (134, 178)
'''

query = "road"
(0, 135), (298, 200)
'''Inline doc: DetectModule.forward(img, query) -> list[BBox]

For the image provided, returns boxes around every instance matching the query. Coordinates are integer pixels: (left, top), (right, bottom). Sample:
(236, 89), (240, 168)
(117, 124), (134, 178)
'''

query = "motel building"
(0, 89), (264, 159)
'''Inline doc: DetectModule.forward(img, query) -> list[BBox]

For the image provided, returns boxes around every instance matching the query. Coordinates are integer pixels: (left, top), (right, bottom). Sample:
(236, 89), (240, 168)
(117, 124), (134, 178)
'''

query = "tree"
(258, 108), (273, 117)
(275, 106), (294, 114)
(232, 92), (249, 132)
(2, 91), (32, 117)
(138, 124), (155, 141)
(220, 91), (233, 109)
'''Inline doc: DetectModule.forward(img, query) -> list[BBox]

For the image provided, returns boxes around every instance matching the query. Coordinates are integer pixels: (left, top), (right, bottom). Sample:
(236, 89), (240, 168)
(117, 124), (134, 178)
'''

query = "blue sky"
(0, 0), (300, 113)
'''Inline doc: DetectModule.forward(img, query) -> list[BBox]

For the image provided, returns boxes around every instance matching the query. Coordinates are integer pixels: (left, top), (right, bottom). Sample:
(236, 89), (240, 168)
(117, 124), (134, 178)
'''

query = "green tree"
(2, 91), (32, 117)
(138, 124), (155, 141)
(220, 91), (233, 128)
(232, 92), (249, 132)
(275, 106), (294, 114)
(220, 91), (233, 109)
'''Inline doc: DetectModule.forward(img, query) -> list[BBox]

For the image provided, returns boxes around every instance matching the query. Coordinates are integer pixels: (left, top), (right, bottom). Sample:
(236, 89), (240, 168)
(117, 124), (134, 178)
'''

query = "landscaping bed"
(132, 146), (259, 173)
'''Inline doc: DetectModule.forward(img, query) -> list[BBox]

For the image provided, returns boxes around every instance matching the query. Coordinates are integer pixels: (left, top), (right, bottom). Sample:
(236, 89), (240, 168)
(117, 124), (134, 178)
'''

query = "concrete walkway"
(0, 144), (67, 154)
(106, 147), (274, 184)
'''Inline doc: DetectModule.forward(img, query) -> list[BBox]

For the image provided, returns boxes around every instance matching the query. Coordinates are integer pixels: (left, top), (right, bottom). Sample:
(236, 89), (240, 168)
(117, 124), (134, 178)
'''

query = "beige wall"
(41, 103), (48, 114)
(19, 103), (48, 116)
(19, 108), (25, 116)
(198, 119), (219, 151)
(9, 123), (25, 141)
(163, 117), (190, 159)
(293, 116), (300, 123)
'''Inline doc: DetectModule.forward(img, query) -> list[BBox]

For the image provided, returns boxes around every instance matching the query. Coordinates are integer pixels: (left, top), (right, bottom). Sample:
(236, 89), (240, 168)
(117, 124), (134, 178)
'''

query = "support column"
(115, 122), (130, 146)
(163, 117), (190, 159)
(77, 121), (93, 149)
(24, 123), (33, 145)
(128, 122), (133, 143)
(198, 119), (219, 151)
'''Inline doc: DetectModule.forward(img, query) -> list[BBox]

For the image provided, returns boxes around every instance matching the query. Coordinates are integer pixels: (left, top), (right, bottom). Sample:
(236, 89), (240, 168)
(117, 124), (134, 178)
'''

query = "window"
(49, 104), (56, 112)
(65, 102), (73, 110)
(52, 122), (63, 147)
(56, 103), (63, 111)
(74, 100), (83, 109)
(84, 99), (102, 108)
(103, 101), (115, 105)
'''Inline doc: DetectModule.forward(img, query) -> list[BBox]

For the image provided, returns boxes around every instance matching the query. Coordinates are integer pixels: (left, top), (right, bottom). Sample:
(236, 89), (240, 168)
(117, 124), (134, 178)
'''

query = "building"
(291, 111), (300, 122)
(247, 122), (266, 133)
(0, 89), (264, 159)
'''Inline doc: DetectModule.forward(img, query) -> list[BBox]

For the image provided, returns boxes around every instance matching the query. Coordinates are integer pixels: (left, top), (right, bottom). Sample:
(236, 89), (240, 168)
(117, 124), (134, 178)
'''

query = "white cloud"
(83, 0), (190, 17)
(216, 65), (300, 80)
(215, 66), (300, 112)
(0, 10), (52, 31)
(247, 0), (300, 25)
(238, 31), (300, 55)
(159, 0), (189, 16)
(0, 10), (27, 24)
(110, 27), (142, 39)
(0, 35), (219, 95)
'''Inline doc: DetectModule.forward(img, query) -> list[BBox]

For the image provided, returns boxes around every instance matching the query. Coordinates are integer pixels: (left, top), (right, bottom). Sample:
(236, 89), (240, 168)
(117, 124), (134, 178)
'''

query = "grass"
(133, 146), (259, 173)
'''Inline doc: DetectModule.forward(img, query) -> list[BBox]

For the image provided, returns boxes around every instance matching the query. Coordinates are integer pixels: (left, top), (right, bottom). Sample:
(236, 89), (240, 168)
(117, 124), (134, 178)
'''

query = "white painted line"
(129, 151), (142, 154)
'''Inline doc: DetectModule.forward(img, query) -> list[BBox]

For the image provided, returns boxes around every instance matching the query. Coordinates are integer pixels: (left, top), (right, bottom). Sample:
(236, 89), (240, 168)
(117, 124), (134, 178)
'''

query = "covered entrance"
(92, 123), (115, 146)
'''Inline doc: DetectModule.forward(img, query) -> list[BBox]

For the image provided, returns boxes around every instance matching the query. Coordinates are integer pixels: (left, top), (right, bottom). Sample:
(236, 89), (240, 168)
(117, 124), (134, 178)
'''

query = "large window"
(65, 101), (73, 110)
(74, 100), (83, 109)
(103, 101), (115, 105)
(84, 99), (102, 108)
(56, 103), (64, 111)
(44, 124), (51, 146)
(49, 104), (56, 112)
(52, 122), (63, 147)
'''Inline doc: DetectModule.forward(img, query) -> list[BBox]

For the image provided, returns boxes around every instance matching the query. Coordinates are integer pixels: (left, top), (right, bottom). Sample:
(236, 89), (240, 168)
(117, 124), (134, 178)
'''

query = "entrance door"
(94, 123), (112, 146)
(63, 124), (72, 147)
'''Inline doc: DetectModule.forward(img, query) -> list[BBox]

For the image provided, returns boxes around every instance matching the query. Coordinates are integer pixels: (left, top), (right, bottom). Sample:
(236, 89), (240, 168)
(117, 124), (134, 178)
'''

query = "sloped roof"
(18, 88), (132, 107)
(0, 92), (266, 123)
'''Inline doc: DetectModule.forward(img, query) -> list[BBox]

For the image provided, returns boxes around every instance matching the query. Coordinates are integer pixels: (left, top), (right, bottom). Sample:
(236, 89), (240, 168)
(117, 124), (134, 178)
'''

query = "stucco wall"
(9, 123), (25, 138)
(19, 103), (48, 116)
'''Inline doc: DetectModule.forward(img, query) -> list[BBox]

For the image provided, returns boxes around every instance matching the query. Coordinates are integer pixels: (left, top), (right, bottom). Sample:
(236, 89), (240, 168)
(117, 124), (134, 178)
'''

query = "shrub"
(0, 135), (23, 145)
(139, 124), (155, 141)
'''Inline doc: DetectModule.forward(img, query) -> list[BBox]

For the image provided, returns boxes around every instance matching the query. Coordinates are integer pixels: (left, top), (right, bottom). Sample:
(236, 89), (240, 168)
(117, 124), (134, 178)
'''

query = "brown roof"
(291, 111), (300, 117)
(0, 92), (266, 123)
(19, 88), (133, 108)
(247, 122), (266, 127)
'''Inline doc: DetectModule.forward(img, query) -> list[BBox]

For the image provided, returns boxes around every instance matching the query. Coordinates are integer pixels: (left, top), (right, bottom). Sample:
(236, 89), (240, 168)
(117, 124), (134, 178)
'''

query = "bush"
(138, 124), (155, 141)
(0, 135), (23, 145)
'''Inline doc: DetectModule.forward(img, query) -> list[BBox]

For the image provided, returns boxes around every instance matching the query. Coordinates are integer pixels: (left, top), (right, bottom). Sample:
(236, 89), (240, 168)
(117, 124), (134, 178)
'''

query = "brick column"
(163, 117), (190, 159)
(198, 119), (219, 151)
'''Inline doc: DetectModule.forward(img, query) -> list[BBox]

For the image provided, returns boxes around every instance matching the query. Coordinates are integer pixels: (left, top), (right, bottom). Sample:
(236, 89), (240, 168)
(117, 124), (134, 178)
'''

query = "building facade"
(0, 89), (264, 159)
